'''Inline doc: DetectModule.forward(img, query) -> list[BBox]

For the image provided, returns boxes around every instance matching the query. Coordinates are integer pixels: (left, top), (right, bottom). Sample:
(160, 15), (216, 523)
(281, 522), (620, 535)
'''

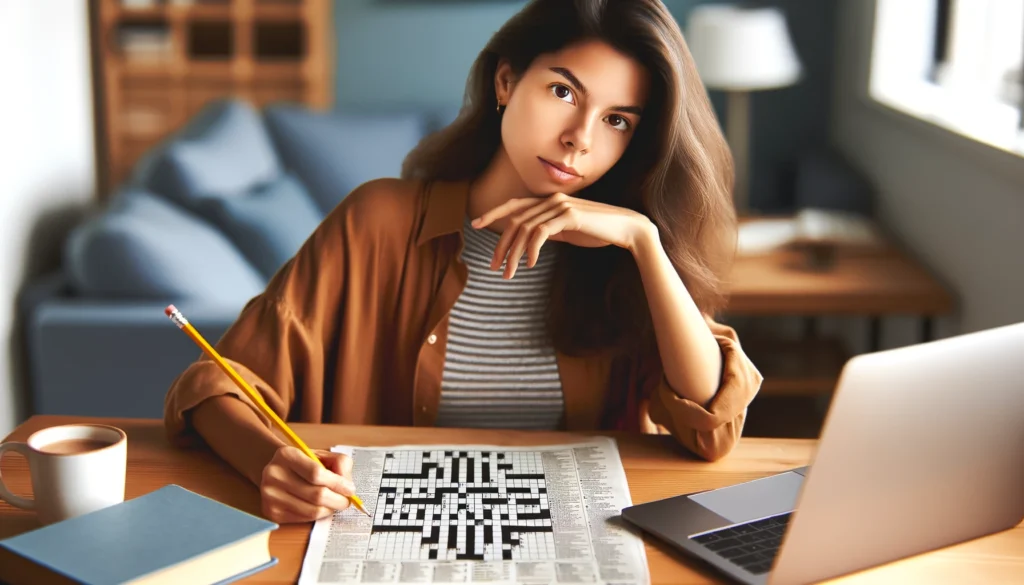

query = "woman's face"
(496, 39), (650, 196)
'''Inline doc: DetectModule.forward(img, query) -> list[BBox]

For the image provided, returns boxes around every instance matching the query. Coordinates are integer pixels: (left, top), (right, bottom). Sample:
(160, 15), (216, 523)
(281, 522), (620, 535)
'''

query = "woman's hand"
(260, 446), (355, 523)
(472, 192), (657, 279)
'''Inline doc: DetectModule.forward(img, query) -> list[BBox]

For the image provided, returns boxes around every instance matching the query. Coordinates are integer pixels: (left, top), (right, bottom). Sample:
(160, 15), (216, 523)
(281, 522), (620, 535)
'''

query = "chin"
(533, 176), (588, 196)
(516, 174), (559, 197)
(510, 156), (586, 196)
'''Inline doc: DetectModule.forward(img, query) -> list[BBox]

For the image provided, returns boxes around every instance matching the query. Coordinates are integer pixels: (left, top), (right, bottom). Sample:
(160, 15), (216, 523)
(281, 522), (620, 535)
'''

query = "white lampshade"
(685, 5), (802, 91)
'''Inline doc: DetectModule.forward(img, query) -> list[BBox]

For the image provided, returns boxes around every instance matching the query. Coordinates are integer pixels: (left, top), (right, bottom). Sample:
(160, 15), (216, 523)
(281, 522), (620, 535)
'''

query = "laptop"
(621, 322), (1024, 585)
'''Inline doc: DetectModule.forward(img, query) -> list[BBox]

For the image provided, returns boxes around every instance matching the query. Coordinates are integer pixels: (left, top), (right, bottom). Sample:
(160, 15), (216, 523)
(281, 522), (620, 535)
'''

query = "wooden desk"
(2, 416), (1021, 584)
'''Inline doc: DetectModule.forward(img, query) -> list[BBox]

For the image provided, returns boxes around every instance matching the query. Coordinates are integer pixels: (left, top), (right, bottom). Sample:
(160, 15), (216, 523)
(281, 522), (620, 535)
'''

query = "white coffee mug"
(0, 424), (127, 525)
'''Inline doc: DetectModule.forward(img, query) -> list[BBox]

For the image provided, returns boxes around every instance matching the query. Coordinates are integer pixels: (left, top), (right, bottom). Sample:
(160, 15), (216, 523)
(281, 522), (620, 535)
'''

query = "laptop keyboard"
(689, 513), (792, 575)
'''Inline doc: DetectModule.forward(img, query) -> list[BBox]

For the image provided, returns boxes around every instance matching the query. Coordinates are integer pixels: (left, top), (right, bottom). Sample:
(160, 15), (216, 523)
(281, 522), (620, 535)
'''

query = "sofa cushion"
(64, 190), (266, 304)
(264, 105), (428, 213)
(195, 173), (322, 279)
(146, 100), (282, 206)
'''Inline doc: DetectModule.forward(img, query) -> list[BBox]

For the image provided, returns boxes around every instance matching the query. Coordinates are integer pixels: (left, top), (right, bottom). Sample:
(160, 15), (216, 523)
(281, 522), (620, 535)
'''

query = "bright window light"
(870, 0), (1024, 156)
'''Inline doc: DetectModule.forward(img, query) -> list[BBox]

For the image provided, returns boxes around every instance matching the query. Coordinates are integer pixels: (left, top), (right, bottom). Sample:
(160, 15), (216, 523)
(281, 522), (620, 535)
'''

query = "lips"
(538, 157), (582, 183)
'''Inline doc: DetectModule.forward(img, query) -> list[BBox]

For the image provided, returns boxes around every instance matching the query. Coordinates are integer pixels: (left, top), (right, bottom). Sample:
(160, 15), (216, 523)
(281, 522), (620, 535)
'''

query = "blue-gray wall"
(333, 0), (837, 212)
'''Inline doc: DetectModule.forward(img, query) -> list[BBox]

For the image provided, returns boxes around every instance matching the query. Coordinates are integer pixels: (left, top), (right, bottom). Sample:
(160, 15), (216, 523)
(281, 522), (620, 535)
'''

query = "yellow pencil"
(165, 304), (370, 517)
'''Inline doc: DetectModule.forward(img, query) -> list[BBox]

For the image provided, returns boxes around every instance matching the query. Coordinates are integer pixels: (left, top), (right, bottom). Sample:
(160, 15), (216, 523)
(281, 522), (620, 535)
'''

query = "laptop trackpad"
(688, 471), (804, 524)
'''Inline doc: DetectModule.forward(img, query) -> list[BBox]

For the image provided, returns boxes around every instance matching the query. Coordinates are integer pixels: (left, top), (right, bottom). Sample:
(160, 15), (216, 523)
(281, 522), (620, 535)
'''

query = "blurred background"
(0, 0), (1021, 439)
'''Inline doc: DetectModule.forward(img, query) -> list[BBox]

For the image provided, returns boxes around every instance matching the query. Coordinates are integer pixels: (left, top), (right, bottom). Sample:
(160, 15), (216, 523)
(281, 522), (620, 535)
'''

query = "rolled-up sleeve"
(162, 184), (354, 447)
(644, 316), (763, 461)
(163, 296), (322, 447)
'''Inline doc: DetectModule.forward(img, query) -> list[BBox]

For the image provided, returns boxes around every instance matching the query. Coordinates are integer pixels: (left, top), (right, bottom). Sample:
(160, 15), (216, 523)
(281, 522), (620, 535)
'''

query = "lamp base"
(725, 90), (751, 216)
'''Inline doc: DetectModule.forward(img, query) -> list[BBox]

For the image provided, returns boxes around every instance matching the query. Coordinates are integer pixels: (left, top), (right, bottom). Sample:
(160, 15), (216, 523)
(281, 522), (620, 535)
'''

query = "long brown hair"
(402, 0), (736, 357)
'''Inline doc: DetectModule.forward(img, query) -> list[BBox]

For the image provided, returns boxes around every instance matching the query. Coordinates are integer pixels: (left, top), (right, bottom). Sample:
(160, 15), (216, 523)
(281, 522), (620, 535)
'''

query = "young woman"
(164, 0), (762, 524)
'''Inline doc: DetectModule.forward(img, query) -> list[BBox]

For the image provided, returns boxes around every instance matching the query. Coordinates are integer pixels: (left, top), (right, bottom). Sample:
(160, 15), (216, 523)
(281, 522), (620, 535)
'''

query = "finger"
(285, 465), (354, 510)
(262, 483), (337, 523)
(318, 451), (353, 479)
(472, 198), (538, 229)
(262, 499), (311, 524)
(339, 453), (354, 477)
(505, 205), (567, 278)
(278, 447), (355, 496)
(265, 463), (353, 513)
(490, 198), (564, 271)
(525, 216), (567, 269)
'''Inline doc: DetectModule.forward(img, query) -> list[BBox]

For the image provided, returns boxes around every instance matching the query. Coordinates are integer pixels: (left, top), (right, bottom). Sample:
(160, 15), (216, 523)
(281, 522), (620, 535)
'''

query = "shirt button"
(427, 334), (438, 345)
(421, 405), (428, 413)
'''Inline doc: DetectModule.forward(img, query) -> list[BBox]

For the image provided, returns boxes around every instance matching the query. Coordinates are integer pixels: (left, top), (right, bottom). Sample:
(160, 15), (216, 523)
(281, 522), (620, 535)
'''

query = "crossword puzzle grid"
(365, 450), (554, 562)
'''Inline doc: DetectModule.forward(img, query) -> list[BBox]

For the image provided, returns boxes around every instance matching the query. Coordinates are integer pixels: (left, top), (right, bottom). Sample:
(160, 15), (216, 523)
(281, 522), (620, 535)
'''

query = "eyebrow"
(549, 67), (644, 116)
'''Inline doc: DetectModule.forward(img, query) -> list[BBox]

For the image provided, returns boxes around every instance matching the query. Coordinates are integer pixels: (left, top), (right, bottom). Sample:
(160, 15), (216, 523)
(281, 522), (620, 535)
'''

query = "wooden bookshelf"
(89, 0), (334, 196)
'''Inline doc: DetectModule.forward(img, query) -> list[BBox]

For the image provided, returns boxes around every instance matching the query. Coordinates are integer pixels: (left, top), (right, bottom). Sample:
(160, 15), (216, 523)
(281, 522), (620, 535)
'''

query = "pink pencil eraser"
(165, 305), (176, 317)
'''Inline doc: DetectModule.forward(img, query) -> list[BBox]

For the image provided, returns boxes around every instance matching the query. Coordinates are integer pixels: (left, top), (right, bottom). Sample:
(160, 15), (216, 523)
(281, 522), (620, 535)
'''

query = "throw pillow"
(146, 100), (282, 207)
(195, 173), (323, 279)
(264, 105), (429, 214)
(64, 190), (267, 304)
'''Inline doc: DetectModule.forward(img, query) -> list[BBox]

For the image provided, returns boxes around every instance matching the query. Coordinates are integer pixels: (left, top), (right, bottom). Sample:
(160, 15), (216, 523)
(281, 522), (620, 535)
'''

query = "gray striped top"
(435, 216), (565, 430)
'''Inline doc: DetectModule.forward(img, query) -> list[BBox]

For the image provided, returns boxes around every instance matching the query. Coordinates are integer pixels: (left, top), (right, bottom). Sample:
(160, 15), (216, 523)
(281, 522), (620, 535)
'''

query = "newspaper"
(298, 437), (649, 584)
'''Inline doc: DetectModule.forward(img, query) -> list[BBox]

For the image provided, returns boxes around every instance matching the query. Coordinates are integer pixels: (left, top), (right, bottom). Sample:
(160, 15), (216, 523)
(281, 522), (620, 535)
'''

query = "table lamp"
(685, 5), (802, 215)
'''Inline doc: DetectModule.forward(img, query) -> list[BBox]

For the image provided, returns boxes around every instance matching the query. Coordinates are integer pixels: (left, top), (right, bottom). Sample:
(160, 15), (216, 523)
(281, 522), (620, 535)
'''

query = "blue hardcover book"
(0, 484), (279, 585)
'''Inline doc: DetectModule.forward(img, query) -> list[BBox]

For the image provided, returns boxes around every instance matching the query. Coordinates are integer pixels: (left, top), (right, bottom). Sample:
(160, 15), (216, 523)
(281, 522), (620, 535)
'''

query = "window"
(870, 0), (1024, 156)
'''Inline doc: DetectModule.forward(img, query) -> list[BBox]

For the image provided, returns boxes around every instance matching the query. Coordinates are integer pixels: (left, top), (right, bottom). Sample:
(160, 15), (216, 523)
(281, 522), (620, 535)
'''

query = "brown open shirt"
(164, 179), (763, 461)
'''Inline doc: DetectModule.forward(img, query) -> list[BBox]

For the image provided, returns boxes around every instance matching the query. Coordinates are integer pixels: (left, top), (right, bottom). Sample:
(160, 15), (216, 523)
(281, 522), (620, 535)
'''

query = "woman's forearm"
(190, 395), (285, 486)
(630, 225), (723, 406)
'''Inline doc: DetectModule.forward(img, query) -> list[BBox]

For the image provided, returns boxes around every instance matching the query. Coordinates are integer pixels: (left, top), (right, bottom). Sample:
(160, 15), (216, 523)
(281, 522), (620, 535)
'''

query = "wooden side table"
(724, 229), (954, 398)
(727, 242), (953, 346)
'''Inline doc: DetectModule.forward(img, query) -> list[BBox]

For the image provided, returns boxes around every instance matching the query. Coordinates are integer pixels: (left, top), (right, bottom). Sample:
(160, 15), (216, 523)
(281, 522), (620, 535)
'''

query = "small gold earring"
(496, 103), (502, 112)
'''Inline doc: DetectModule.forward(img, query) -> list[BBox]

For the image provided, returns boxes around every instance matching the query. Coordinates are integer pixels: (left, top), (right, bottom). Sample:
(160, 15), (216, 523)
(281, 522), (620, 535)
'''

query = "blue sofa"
(21, 99), (458, 419)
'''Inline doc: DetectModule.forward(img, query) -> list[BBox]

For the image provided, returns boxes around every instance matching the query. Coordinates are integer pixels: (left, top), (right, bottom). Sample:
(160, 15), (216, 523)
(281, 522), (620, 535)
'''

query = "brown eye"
(607, 114), (630, 131)
(551, 84), (574, 103)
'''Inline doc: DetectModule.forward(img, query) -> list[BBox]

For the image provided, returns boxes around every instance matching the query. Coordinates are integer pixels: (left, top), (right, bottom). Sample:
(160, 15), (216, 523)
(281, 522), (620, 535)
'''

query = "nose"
(561, 113), (594, 155)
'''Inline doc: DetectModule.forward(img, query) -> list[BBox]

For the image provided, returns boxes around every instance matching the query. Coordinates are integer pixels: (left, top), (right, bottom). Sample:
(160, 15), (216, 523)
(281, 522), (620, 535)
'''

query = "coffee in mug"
(0, 424), (127, 525)
(37, 438), (111, 455)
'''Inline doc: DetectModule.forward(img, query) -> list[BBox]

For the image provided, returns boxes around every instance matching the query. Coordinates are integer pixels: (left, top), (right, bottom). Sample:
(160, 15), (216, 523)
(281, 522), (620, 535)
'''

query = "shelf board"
(252, 61), (305, 81)
(116, 58), (306, 82)
(114, 4), (232, 20)
(254, 4), (303, 19)
(115, 59), (181, 78)
(114, 3), (303, 21)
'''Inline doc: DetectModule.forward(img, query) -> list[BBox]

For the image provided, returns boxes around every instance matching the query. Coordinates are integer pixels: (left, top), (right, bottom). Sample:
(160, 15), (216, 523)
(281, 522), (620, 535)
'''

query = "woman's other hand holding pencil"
(260, 446), (356, 523)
